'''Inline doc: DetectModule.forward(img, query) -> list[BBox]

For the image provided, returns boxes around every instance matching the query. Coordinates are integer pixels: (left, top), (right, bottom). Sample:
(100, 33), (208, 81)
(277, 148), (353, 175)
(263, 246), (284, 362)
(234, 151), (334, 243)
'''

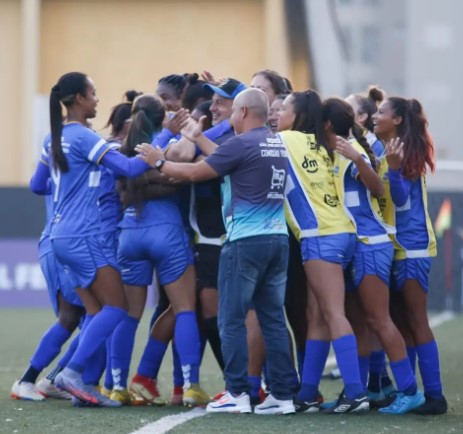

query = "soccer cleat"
(129, 374), (166, 406)
(206, 391), (252, 414)
(320, 390), (343, 410)
(412, 396), (448, 415)
(382, 384), (397, 398)
(11, 380), (45, 401)
(378, 391), (425, 415)
(368, 390), (395, 409)
(84, 385), (122, 408)
(110, 388), (146, 406)
(294, 398), (321, 413)
(323, 393), (369, 414)
(71, 396), (96, 408)
(183, 384), (210, 407)
(254, 394), (295, 415)
(171, 385), (184, 406)
(55, 368), (99, 405)
(100, 386), (112, 398)
(36, 378), (72, 400)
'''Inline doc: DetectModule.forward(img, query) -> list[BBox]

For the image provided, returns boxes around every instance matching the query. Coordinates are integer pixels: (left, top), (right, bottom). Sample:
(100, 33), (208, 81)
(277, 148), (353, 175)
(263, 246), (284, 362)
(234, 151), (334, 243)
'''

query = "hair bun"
(124, 90), (143, 103)
(184, 73), (199, 85)
(367, 86), (384, 104)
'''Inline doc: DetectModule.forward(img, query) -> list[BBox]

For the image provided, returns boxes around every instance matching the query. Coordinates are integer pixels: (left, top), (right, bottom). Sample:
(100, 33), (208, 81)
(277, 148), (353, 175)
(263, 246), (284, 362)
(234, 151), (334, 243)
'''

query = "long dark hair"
(290, 90), (327, 152)
(119, 95), (165, 209)
(49, 72), (88, 172)
(387, 97), (435, 179)
(323, 97), (377, 171)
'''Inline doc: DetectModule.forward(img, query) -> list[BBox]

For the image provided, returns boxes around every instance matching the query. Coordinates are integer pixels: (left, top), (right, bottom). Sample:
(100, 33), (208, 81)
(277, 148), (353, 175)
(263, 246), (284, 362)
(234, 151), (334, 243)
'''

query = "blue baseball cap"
(204, 78), (247, 99)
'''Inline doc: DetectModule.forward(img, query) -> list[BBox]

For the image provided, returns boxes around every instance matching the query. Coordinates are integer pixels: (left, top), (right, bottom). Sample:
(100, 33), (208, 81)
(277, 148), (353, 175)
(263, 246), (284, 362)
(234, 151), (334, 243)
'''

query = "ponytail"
(291, 90), (329, 154)
(323, 97), (377, 168)
(388, 97), (435, 178)
(119, 95), (165, 212)
(122, 110), (154, 157)
(351, 122), (377, 171)
(49, 71), (89, 173)
(50, 85), (68, 172)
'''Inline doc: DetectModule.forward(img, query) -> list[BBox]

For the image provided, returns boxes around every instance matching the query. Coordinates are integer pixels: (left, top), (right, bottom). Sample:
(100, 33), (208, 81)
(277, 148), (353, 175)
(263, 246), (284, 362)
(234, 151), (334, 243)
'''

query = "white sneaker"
(206, 391), (252, 414)
(37, 378), (72, 400)
(11, 380), (46, 401)
(254, 394), (295, 415)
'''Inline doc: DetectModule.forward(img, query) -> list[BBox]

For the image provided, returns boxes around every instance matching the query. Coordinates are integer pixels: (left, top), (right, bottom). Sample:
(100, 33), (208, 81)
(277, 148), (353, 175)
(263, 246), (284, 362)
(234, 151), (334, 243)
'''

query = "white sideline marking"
(324, 310), (456, 368)
(130, 407), (207, 434)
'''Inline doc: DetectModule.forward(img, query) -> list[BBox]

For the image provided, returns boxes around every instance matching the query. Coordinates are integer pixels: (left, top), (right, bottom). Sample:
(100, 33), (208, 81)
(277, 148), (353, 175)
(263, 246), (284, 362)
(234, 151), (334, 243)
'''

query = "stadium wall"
(0, 0), (311, 186)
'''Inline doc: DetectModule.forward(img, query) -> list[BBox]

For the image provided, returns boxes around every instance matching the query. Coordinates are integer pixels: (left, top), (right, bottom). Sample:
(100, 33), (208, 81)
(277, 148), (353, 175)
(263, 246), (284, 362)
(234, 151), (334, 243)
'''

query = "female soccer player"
(346, 86), (385, 157)
(373, 97), (447, 415)
(278, 90), (367, 414)
(115, 94), (209, 407)
(41, 72), (154, 406)
(323, 97), (424, 414)
(346, 86), (396, 398)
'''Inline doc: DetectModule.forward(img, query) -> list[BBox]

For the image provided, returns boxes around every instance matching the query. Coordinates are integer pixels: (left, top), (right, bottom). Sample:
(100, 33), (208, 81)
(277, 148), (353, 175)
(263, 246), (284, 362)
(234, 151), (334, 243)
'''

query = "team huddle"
(10, 68), (446, 416)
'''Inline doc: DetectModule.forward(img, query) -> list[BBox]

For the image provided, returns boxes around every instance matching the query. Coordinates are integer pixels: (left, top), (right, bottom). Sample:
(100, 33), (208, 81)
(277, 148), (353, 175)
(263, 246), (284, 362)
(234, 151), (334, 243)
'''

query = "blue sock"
(390, 357), (416, 395)
(60, 313), (94, 367)
(358, 355), (370, 392)
(174, 311), (200, 385)
(104, 338), (113, 390)
(68, 306), (127, 373)
(368, 350), (385, 393)
(172, 342), (183, 387)
(57, 333), (80, 369)
(30, 323), (72, 371)
(111, 316), (139, 389)
(332, 334), (364, 399)
(407, 346), (417, 375)
(416, 340), (443, 400)
(137, 337), (168, 379)
(248, 375), (261, 399)
(82, 342), (106, 385)
(298, 340), (330, 402)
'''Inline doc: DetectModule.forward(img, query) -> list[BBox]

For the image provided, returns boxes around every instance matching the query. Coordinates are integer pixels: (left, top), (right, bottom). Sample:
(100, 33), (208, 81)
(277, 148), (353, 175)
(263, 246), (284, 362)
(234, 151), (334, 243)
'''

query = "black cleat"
(323, 393), (369, 414)
(413, 396), (448, 415)
(294, 398), (321, 413)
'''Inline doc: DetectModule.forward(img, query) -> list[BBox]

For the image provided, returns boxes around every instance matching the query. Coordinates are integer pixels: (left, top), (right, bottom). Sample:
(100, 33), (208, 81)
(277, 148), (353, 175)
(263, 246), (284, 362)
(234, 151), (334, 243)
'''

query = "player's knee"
(58, 306), (84, 332)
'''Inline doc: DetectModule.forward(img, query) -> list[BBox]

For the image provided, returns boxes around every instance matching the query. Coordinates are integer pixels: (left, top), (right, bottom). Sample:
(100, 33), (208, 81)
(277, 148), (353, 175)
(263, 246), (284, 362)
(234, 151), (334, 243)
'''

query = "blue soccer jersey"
(119, 132), (184, 229)
(388, 170), (437, 259)
(335, 140), (395, 244)
(365, 131), (384, 158)
(205, 127), (288, 242)
(47, 123), (114, 238)
(99, 141), (123, 234)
